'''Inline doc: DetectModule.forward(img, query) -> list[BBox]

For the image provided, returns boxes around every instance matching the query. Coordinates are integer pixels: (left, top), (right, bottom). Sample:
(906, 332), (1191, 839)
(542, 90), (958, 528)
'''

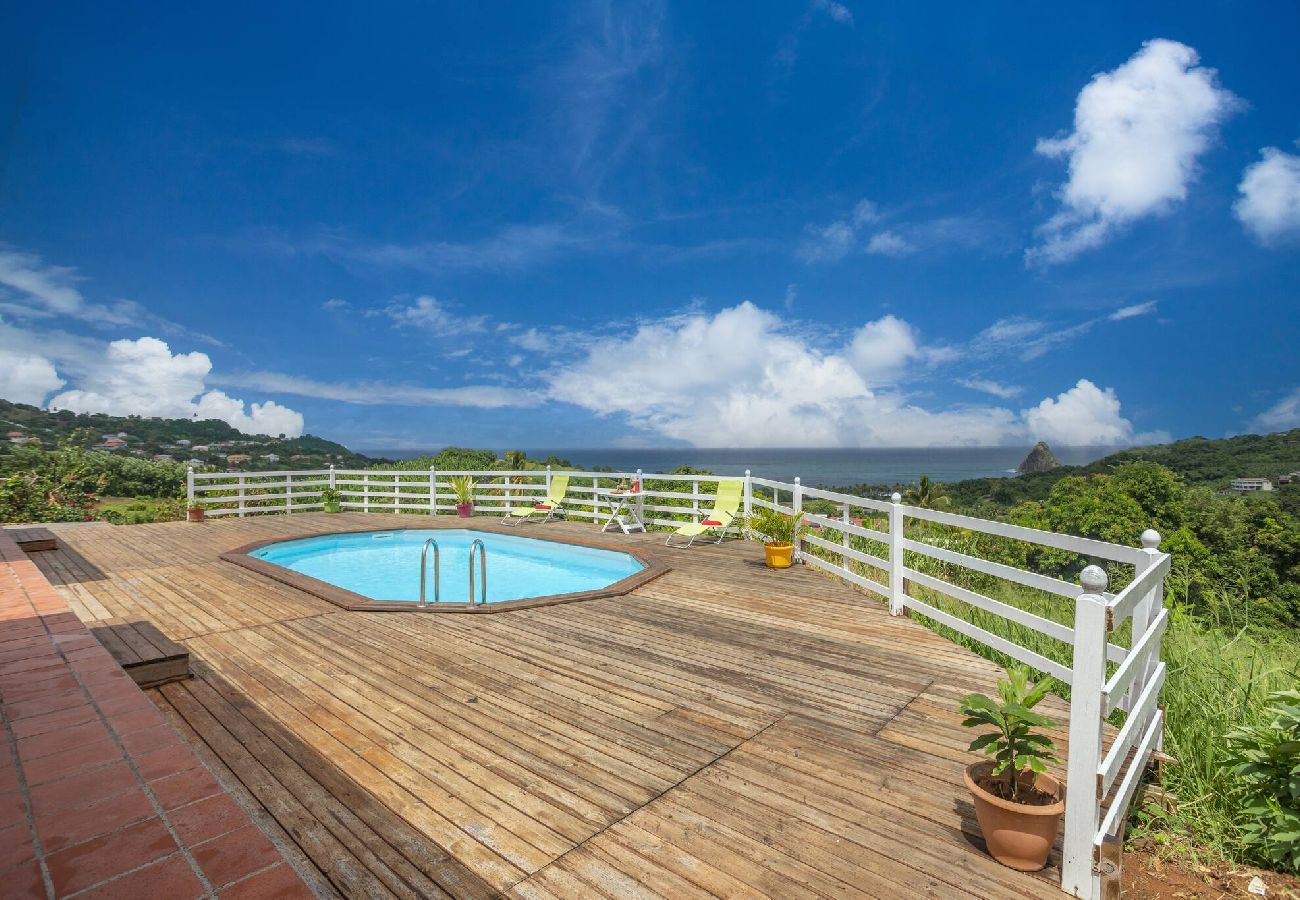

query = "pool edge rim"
(218, 523), (671, 613)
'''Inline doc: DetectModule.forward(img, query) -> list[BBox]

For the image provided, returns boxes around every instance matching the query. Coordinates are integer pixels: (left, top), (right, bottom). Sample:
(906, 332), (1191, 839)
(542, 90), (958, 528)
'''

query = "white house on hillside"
(1230, 477), (1274, 492)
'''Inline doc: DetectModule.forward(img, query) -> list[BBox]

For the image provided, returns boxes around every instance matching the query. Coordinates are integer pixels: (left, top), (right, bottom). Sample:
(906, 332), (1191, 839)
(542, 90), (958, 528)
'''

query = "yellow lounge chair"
(665, 479), (743, 547)
(503, 474), (570, 525)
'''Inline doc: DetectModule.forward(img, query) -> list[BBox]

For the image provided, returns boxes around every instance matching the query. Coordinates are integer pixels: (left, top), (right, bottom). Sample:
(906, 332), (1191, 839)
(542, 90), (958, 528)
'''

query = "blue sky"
(1, 1), (1298, 450)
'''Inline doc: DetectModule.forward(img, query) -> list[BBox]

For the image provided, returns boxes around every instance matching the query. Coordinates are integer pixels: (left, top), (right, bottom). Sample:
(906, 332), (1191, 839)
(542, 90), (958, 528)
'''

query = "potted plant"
(449, 475), (477, 518)
(186, 500), (205, 523)
(959, 667), (1065, 871)
(744, 507), (803, 569)
(320, 486), (342, 513)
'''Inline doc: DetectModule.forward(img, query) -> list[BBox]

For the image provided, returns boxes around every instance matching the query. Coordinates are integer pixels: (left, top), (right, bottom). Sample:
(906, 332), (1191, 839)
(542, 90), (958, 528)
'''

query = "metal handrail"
(467, 538), (487, 606)
(419, 538), (440, 607)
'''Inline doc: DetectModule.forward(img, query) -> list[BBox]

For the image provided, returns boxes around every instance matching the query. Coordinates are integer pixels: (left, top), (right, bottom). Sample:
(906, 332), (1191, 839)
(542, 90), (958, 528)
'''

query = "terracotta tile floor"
(0, 531), (313, 899)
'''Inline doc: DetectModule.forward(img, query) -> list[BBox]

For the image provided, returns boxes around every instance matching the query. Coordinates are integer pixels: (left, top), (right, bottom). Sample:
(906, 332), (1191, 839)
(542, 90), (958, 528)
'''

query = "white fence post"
(429, 466), (437, 515)
(285, 473), (293, 513)
(742, 470), (752, 518)
(1062, 564), (1110, 900)
(635, 468), (645, 524)
(186, 466), (194, 509)
(329, 464), (335, 489)
(363, 473), (370, 513)
(841, 503), (850, 568)
(792, 477), (803, 561)
(888, 492), (904, 615)
(1132, 529), (1165, 742)
(238, 475), (247, 518)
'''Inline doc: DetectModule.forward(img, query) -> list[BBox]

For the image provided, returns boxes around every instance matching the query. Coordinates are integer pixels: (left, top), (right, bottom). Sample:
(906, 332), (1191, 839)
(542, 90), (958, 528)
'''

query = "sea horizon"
(356, 445), (1121, 487)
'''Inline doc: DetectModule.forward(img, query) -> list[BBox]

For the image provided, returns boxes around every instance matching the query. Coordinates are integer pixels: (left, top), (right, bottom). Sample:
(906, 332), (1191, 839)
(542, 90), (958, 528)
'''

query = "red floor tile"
(149, 765), (222, 811)
(35, 788), (154, 853)
(134, 744), (201, 782)
(28, 761), (137, 814)
(17, 720), (112, 762)
(21, 738), (123, 787)
(167, 793), (249, 847)
(0, 858), (46, 898)
(0, 821), (36, 870)
(0, 788), (28, 828)
(218, 862), (313, 899)
(9, 703), (99, 740)
(105, 706), (166, 737)
(45, 815), (177, 896)
(118, 724), (180, 756)
(189, 824), (281, 889)
(70, 852), (205, 900)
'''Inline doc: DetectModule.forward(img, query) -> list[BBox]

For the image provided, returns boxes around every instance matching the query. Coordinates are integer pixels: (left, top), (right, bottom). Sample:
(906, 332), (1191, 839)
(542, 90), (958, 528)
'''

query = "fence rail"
(188, 463), (1168, 899)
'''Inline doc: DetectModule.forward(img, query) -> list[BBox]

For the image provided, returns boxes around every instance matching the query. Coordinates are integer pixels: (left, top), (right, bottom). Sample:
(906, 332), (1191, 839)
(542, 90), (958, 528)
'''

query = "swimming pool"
(244, 529), (649, 607)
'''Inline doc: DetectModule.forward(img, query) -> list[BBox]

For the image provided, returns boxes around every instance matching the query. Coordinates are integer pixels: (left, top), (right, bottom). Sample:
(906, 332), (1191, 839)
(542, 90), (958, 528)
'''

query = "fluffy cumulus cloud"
(544, 302), (1146, 447)
(1029, 39), (1239, 265)
(0, 349), (65, 405)
(1021, 380), (1139, 445)
(1234, 146), (1300, 245)
(47, 337), (305, 437)
(1250, 387), (1300, 432)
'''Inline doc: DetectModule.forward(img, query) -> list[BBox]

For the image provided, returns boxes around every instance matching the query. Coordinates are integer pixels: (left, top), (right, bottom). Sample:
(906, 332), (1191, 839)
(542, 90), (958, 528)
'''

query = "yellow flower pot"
(764, 542), (794, 569)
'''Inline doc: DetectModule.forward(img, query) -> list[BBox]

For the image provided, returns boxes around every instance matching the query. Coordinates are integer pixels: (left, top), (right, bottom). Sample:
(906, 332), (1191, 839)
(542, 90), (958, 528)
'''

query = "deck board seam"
(505, 712), (791, 893)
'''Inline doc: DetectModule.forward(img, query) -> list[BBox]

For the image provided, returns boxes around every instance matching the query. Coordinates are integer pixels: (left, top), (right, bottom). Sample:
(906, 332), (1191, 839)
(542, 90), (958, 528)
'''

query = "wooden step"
(5, 526), (57, 552)
(89, 619), (191, 688)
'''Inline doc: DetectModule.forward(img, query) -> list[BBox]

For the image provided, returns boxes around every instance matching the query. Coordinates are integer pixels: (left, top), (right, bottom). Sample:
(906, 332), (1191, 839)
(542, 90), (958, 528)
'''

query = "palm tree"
(904, 475), (951, 510)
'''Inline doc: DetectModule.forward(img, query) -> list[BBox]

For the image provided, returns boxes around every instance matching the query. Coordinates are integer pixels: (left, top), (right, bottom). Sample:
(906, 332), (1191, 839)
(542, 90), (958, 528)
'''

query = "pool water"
(251, 529), (644, 604)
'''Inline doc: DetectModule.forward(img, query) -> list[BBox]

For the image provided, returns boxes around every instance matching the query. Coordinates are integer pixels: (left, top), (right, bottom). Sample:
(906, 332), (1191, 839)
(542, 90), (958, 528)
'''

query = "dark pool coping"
(220, 524), (670, 613)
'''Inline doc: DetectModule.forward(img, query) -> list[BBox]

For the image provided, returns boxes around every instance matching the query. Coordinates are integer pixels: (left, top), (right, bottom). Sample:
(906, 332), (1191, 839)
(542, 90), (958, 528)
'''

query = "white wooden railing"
(188, 464), (1169, 899)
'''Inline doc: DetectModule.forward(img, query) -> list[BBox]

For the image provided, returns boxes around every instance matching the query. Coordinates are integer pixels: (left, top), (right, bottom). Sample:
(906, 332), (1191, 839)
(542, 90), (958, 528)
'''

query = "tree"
(905, 475), (951, 510)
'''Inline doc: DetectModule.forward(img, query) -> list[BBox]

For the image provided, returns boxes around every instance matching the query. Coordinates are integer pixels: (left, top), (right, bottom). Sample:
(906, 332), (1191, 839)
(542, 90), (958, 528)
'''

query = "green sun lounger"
(503, 474), (570, 525)
(665, 479), (743, 547)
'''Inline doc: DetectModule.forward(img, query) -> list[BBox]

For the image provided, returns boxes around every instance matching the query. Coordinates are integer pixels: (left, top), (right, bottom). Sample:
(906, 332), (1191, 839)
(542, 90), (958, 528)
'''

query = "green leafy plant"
(904, 474), (952, 510)
(959, 667), (1060, 803)
(743, 507), (804, 545)
(448, 475), (477, 506)
(1221, 689), (1300, 872)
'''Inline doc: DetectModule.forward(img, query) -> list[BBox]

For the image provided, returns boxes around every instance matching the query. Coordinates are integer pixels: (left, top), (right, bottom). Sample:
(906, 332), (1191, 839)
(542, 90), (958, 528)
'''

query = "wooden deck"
(34, 513), (1073, 899)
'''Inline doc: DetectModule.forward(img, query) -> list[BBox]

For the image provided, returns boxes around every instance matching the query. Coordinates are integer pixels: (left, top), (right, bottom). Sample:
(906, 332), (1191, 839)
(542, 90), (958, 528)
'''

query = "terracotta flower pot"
(187, 508), (205, 523)
(963, 761), (1065, 871)
(764, 542), (794, 568)
(456, 503), (473, 518)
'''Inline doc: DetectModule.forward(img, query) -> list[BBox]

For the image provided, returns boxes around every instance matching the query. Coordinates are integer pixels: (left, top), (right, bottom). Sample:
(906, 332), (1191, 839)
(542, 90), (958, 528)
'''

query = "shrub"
(959, 667), (1059, 803)
(1221, 689), (1300, 872)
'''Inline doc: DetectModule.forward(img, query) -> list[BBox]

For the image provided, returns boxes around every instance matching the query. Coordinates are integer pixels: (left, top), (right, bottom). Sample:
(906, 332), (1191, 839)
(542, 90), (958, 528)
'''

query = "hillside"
(0, 399), (377, 471)
(946, 429), (1300, 510)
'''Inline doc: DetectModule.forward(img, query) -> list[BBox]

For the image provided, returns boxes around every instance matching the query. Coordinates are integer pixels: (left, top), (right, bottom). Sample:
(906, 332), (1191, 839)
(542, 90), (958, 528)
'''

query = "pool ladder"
(418, 538), (487, 607)
(468, 539), (487, 606)
(419, 538), (440, 607)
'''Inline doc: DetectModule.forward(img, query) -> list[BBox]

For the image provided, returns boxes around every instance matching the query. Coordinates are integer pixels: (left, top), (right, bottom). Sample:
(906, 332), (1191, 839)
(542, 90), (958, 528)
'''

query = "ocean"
(361, 446), (1118, 488)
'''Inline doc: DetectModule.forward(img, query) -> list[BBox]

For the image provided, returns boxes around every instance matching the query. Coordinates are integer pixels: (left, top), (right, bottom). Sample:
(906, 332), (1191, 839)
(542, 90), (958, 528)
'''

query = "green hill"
(947, 429), (1300, 510)
(0, 399), (376, 470)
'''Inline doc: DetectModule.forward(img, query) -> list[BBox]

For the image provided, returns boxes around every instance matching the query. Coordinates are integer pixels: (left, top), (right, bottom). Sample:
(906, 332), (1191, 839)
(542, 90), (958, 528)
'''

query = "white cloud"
(865, 230), (913, 257)
(1234, 146), (1300, 244)
(1029, 39), (1239, 265)
(812, 0), (854, 25)
(211, 371), (540, 409)
(0, 245), (142, 326)
(47, 337), (305, 437)
(798, 221), (858, 263)
(1022, 379), (1140, 445)
(0, 350), (64, 405)
(1109, 300), (1158, 321)
(1249, 387), (1300, 432)
(380, 295), (488, 334)
(959, 378), (1023, 399)
(543, 302), (1149, 447)
(798, 198), (880, 262)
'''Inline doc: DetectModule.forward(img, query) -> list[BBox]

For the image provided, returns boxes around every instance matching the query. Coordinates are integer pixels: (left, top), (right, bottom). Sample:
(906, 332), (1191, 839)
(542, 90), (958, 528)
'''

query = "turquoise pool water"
(251, 529), (643, 604)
